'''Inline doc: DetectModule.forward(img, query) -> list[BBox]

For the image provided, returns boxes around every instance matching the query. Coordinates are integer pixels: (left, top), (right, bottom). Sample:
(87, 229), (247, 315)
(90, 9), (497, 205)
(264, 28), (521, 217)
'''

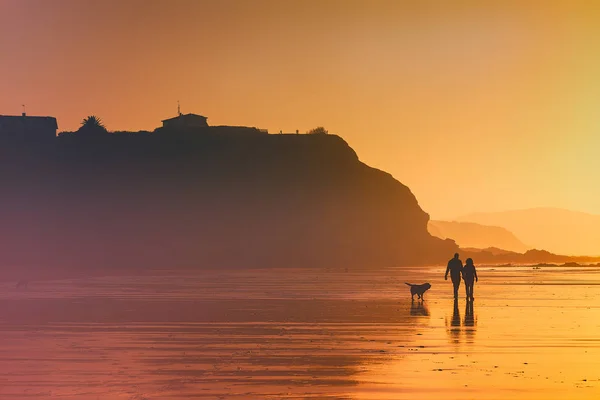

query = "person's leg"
(470, 282), (475, 300)
(452, 278), (460, 299)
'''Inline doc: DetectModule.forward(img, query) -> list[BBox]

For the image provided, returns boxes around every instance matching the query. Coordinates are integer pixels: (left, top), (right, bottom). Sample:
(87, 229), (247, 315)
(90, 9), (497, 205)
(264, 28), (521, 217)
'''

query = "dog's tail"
(404, 282), (413, 286)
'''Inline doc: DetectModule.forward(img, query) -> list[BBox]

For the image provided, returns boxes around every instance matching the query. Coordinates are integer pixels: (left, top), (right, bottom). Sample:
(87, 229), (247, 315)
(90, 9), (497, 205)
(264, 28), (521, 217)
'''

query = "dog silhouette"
(405, 282), (431, 300)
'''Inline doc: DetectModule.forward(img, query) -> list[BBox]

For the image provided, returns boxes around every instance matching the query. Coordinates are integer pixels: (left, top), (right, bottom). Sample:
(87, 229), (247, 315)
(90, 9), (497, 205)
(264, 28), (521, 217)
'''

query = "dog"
(405, 282), (431, 300)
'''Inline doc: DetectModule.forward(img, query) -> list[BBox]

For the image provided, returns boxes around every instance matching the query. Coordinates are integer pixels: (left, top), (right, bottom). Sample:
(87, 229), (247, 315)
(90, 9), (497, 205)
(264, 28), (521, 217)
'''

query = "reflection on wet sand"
(446, 299), (461, 343)
(446, 299), (477, 344)
(0, 269), (426, 399)
(0, 266), (599, 399)
(464, 299), (477, 343)
(410, 300), (430, 316)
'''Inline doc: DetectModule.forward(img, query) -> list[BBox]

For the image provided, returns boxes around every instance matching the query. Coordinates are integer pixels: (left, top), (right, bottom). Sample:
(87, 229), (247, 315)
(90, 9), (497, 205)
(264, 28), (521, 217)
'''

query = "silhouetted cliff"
(0, 128), (457, 269)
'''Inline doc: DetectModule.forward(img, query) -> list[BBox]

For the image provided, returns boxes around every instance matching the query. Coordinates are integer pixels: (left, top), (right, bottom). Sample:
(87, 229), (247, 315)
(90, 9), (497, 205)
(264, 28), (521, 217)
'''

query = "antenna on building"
(177, 100), (181, 116)
(22, 104), (26, 117)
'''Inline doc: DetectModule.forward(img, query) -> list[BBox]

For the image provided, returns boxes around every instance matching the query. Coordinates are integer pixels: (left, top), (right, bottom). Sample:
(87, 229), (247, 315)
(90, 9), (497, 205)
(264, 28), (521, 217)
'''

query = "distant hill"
(0, 128), (457, 270)
(457, 208), (600, 256)
(428, 220), (529, 253)
(461, 248), (600, 265)
(461, 247), (516, 256)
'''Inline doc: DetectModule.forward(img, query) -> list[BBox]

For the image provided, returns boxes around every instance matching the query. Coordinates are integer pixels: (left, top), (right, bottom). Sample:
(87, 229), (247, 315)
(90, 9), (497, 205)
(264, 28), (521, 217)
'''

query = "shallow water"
(1, 265), (600, 399)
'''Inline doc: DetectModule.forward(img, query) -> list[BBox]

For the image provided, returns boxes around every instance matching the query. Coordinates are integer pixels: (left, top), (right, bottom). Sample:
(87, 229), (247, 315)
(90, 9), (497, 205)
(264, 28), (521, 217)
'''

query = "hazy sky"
(1, 0), (600, 219)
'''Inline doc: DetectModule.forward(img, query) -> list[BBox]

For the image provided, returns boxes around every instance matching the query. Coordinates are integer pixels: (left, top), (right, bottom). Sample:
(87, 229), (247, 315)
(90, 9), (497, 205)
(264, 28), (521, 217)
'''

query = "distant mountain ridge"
(457, 207), (600, 256)
(428, 220), (529, 253)
(461, 247), (600, 265)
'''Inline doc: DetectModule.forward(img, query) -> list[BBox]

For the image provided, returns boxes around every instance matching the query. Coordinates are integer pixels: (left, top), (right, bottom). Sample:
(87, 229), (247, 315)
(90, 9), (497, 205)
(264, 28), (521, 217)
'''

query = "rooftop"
(161, 113), (207, 123)
(0, 114), (58, 130)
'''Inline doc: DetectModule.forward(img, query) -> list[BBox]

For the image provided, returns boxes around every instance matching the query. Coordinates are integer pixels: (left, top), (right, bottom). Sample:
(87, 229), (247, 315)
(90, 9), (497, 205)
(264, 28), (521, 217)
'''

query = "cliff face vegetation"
(0, 130), (457, 269)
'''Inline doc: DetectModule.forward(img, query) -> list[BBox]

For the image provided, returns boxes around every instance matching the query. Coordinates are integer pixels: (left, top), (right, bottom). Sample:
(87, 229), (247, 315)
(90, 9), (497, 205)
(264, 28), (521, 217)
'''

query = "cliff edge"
(0, 129), (457, 269)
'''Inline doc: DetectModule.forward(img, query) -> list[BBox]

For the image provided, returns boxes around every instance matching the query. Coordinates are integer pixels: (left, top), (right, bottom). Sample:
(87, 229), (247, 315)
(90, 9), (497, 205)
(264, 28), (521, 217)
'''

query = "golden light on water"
(1, 266), (600, 398)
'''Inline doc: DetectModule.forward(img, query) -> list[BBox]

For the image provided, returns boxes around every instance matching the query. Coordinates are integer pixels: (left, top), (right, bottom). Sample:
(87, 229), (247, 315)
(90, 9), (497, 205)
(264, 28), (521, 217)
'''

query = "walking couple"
(445, 253), (478, 300)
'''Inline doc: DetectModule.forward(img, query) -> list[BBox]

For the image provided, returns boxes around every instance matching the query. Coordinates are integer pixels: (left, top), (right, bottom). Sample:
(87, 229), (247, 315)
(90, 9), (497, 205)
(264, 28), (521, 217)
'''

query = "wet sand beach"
(1, 265), (599, 399)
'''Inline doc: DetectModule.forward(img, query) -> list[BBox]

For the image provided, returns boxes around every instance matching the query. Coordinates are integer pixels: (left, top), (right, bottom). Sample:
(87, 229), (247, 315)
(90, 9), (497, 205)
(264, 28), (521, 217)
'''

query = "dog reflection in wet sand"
(405, 282), (431, 301)
(410, 300), (430, 316)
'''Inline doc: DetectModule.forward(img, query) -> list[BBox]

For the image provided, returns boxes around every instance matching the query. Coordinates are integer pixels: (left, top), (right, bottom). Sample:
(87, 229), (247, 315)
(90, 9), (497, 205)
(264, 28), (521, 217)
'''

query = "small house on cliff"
(162, 113), (208, 130)
(0, 113), (58, 140)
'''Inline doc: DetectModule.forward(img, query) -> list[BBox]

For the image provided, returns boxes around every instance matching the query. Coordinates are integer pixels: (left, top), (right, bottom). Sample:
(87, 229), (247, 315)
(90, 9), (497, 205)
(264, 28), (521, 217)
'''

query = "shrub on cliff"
(307, 126), (328, 135)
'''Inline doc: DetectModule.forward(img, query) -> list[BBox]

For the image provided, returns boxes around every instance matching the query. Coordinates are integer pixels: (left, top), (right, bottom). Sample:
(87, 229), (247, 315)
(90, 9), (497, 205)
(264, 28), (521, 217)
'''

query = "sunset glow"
(2, 0), (600, 219)
(3, 2), (600, 398)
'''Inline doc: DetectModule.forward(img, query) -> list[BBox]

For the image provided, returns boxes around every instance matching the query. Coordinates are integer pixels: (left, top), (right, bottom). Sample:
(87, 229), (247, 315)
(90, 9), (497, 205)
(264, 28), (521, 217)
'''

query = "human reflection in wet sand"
(410, 299), (430, 316)
(448, 299), (461, 343)
(464, 299), (477, 342)
(446, 299), (477, 344)
(464, 299), (475, 326)
(451, 299), (461, 326)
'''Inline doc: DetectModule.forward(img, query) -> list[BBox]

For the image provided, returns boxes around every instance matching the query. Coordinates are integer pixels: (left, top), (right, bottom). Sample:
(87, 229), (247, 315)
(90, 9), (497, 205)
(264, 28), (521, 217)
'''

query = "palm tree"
(81, 115), (106, 130)
(77, 115), (108, 135)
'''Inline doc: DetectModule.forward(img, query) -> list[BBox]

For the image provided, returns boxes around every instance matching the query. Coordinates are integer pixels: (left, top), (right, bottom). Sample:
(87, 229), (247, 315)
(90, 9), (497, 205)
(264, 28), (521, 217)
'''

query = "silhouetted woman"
(462, 258), (478, 300)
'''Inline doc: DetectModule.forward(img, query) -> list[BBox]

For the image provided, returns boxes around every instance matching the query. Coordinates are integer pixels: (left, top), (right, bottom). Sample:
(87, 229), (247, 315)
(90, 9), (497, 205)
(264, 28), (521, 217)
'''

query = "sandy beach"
(1, 265), (599, 399)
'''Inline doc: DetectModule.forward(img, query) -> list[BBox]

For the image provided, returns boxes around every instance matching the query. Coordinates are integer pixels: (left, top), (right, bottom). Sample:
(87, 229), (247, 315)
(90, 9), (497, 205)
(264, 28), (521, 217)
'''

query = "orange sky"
(1, 0), (600, 219)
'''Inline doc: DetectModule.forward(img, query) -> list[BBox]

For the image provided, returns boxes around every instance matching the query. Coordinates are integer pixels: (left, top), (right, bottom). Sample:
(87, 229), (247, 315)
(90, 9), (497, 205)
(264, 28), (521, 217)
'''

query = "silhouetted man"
(445, 253), (463, 299)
